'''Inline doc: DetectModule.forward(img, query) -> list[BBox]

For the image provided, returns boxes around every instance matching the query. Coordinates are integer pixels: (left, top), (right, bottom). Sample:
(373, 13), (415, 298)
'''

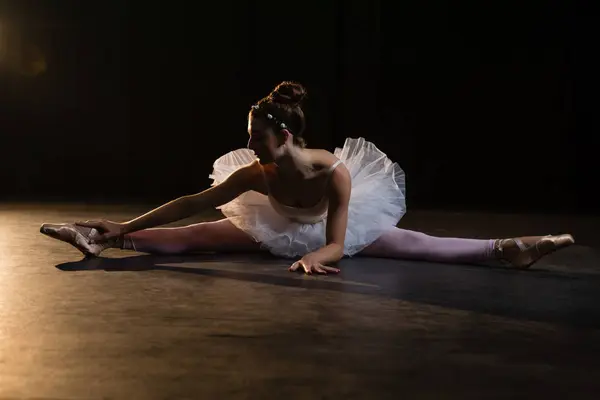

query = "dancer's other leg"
(361, 228), (494, 263)
(360, 227), (573, 268)
(123, 219), (261, 254)
(41, 219), (262, 256)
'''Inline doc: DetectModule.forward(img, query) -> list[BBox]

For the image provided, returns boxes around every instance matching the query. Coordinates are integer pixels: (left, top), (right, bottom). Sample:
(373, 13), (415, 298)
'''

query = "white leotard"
(267, 159), (342, 224)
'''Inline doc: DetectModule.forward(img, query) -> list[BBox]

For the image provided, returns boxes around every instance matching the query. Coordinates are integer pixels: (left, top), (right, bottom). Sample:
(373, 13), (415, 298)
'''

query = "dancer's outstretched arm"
(79, 161), (264, 243)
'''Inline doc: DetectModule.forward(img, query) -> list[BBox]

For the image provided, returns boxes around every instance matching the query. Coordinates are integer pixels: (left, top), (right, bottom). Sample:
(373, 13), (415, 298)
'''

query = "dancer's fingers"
(289, 261), (339, 275)
(89, 233), (107, 244)
(290, 261), (311, 274)
(75, 220), (105, 230)
(289, 262), (300, 272)
(313, 264), (328, 274)
(321, 265), (341, 274)
(89, 230), (118, 244)
(302, 262), (312, 274)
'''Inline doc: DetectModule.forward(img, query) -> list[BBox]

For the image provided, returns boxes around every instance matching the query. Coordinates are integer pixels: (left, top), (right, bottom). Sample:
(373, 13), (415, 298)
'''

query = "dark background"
(0, 0), (595, 213)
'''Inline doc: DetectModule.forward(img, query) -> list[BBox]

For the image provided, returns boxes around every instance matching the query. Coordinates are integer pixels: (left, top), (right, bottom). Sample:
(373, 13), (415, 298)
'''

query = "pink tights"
(362, 228), (496, 263)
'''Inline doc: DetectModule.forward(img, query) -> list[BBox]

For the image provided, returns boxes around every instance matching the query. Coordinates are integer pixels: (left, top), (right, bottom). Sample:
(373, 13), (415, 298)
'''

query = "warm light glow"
(0, 20), (4, 60)
(0, 20), (47, 76)
(0, 210), (18, 320)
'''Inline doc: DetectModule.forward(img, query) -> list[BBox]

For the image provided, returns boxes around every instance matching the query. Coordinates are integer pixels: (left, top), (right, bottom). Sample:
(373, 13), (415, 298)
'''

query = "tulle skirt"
(209, 137), (406, 258)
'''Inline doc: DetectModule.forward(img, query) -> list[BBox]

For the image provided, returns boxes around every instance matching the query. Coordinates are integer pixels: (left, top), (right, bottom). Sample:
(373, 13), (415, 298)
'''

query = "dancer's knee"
(172, 222), (214, 252)
(139, 220), (260, 254)
(174, 220), (257, 253)
(135, 223), (209, 254)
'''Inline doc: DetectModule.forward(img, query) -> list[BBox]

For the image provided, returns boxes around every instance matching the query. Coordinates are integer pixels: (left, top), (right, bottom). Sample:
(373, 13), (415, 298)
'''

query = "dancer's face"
(247, 115), (284, 164)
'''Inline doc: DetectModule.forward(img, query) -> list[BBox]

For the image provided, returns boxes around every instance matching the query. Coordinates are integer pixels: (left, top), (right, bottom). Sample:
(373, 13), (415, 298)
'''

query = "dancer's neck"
(274, 148), (313, 179)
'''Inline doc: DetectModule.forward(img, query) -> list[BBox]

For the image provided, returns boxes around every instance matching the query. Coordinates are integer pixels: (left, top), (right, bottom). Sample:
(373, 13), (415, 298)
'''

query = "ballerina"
(41, 81), (574, 274)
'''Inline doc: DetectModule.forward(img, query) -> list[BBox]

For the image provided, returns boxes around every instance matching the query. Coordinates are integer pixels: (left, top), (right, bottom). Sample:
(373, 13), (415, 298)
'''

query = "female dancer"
(41, 81), (574, 274)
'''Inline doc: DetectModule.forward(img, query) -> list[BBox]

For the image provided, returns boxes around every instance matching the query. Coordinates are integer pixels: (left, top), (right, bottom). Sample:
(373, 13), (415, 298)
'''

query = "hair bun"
(270, 81), (307, 106)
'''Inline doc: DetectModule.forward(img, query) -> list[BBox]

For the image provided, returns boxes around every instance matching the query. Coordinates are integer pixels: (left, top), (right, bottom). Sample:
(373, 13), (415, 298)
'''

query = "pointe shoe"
(494, 234), (575, 269)
(40, 223), (115, 257)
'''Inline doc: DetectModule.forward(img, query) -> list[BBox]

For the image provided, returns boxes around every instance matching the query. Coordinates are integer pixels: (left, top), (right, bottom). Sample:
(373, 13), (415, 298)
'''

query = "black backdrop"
(0, 0), (596, 214)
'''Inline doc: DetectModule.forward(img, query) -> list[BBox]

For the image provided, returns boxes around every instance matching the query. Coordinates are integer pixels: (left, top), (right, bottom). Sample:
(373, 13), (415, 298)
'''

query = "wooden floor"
(1, 203), (600, 399)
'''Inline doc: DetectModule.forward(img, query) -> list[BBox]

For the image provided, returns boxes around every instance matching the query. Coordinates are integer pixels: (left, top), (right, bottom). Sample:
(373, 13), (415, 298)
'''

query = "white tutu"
(208, 137), (406, 258)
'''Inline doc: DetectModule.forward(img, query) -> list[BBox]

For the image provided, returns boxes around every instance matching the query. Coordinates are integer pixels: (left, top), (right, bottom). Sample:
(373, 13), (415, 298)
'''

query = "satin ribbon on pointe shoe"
(39, 223), (111, 257)
(494, 234), (575, 269)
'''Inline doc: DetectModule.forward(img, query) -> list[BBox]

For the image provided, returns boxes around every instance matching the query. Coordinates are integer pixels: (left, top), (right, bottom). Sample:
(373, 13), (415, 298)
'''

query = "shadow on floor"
(56, 253), (600, 329)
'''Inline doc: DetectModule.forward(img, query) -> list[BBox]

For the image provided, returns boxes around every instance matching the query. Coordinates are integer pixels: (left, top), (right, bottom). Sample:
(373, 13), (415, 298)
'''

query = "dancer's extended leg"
(360, 227), (574, 268)
(124, 219), (261, 254)
(361, 228), (494, 263)
(41, 219), (262, 256)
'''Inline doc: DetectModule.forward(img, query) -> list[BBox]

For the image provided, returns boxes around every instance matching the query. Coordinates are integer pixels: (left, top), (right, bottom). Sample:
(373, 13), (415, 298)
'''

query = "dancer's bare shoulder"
(306, 148), (340, 172)
(233, 159), (269, 195)
(307, 148), (351, 191)
(210, 159), (267, 198)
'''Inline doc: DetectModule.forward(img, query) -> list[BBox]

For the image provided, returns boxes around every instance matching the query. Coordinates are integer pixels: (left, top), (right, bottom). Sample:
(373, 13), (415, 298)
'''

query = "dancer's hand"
(75, 219), (126, 244)
(289, 256), (341, 275)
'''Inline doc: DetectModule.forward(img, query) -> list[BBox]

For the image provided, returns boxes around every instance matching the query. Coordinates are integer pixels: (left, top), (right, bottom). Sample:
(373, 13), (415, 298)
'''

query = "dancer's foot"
(40, 223), (120, 257)
(494, 234), (575, 269)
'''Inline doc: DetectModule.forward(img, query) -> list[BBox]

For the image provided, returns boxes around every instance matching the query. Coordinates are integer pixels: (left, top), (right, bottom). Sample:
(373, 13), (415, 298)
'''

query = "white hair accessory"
(252, 105), (287, 130)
